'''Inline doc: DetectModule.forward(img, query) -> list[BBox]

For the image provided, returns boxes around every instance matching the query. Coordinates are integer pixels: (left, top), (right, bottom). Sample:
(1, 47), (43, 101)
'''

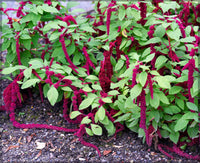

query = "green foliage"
(1, 0), (200, 158)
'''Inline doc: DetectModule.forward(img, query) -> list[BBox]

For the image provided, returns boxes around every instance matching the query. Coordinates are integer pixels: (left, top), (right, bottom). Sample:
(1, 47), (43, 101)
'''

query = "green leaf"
(79, 97), (95, 110)
(182, 112), (198, 122)
(80, 24), (96, 33)
(104, 120), (116, 136)
(144, 37), (161, 45)
(138, 71), (147, 87)
(150, 92), (160, 108)
(23, 68), (32, 79)
(114, 113), (131, 123)
(186, 102), (198, 111)
(92, 84), (102, 90)
(155, 55), (168, 70)
(164, 105), (181, 115)
(22, 39), (32, 50)
(85, 127), (94, 136)
(2, 66), (26, 74)
(143, 53), (155, 63)
(118, 6), (126, 21)
(97, 107), (105, 121)
(174, 118), (189, 132)
(180, 37), (196, 43)
(154, 25), (166, 38)
(108, 90), (120, 96)
(169, 132), (180, 144)
(159, 1), (180, 13)
(102, 97), (112, 103)
(176, 98), (184, 110)
(13, 22), (21, 31)
(155, 76), (171, 89)
(20, 34), (31, 40)
(41, 4), (59, 13)
(91, 124), (102, 136)
(81, 117), (92, 124)
(70, 111), (82, 119)
(187, 125), (198, 138)
(21, 79), (40, 89)
(115, 60), (124, 71)
(158, 91), (170, 104)
(47, 85), (58, 106)
(86, 75), (99, 81)
(169, 86), (182, 95)
(130, 84), (142, 100)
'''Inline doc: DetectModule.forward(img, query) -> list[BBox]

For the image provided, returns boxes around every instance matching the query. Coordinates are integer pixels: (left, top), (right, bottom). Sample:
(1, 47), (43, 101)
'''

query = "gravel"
(0, 78), (199, 162)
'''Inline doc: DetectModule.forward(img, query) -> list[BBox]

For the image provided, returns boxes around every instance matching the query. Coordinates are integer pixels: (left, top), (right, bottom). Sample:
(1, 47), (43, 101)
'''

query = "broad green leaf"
(169, 132), (180, 144)
(114, 113), (131, 123)
(159, 1), (180, 13)
(150, 92), (160, 108)
(182, 112), (198, 122)
(143, 53), (155, 63)
(104, 120), (116, 136)
(155, 76), (171, 89)
(79, 97), (95, 110)
(97, 106), (105, 121)
(154, 25), (165, 38)
(70, 111), (82, 119)
(91, 124), (102, 136)
(92, 84), (102, 90)
(180, 37), (196, 43)
(186, 102), (198, 111)
(81, 117), (92, 124)
(2, 66), (26, 74)
(144, 37), (161, 45)
(138, 71), (147, 87)
(41, 4), (59, 13)
(115, 60), (124, 71)
(108, 90), (120, 96)
(21, 79), (40, 89)
(155, 55), (168, 70)
(130, 84), (142, 100)
(47, 85), (58, 106)
(158, 91), (170, 104)
(169, 86), (182, 95)
(102, 97), (112, 103)
(175, 98), (184, 110)
(86, 75), (99, 81)
(80, 24), (96, 33)
(23, 68), (32, 79)
(174, 118), (189, 132)
(85, 127), (94, 136)
(187, 125), (198, 138)
(164, 105), (181, 115)
(118, 6), (126, 21)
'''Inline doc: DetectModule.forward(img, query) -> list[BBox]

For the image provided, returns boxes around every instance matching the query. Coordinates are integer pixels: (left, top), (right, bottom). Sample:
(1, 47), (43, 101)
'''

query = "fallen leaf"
(103, 150), (112, 156)
(50, 146), (57, 152)
(4, 145), (19, 153)
(151, 152), (157, 156)
(35, 140), (46, 150)
(27, 133), (36, 143)
(18, 136), (23, 145)
(34, 150), (42, 160)
(23, 129), (28, 132)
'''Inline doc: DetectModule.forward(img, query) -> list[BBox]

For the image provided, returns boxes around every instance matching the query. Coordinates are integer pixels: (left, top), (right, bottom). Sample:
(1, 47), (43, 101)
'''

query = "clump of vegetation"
(1, 0), (199, 160)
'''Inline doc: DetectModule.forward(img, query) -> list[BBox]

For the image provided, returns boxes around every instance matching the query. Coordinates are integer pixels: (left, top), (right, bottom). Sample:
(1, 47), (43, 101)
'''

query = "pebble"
(79, 158), (86, 161)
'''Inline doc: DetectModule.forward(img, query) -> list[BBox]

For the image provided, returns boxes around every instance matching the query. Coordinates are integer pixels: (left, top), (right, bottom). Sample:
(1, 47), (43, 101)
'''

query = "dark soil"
(0, 77), (199, 163)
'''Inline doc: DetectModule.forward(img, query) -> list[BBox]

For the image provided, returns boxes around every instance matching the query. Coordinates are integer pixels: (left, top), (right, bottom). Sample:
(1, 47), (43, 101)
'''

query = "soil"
(0, 77), (199, 163)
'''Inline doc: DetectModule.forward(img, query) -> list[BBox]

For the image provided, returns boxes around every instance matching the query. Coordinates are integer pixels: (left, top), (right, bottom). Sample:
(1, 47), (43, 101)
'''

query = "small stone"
(79, 158), (86, 161)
